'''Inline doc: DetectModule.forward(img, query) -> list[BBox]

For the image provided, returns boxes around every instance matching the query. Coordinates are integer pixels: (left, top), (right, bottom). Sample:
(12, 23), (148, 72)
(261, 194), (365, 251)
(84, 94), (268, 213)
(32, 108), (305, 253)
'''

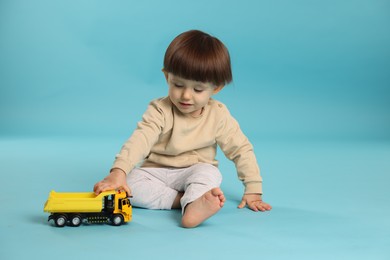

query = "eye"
(174, 83), (183, 88)
(194, 89), (204, 93)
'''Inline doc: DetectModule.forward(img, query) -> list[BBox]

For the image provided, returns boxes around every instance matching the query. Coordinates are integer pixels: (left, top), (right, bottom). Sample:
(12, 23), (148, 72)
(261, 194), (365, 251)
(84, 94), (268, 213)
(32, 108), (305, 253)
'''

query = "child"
(93, 30), (271, 228)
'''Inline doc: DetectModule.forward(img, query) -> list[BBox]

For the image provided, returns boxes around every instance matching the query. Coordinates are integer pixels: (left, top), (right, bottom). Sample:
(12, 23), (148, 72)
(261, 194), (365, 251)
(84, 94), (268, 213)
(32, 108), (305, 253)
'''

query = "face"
(165, 73), (222, 117)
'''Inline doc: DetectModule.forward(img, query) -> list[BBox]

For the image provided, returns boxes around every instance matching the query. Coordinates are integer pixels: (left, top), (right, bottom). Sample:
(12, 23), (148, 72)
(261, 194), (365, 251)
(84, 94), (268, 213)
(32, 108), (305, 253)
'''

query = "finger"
(263, 203), (272, 211)
(249, 203), (259, 212)
(257, 201), (271, 211)
(122, 184), (132, 197)
(94, 182), (104, 195)
(237, 200), (246, 209)
(95, 182), (116, 195)
(252, 201), (269, 212)
(94, 186), (102, 195)
(94, 179), (110, 192)
(256, 202), (272, 212)
(257, 204), (266, 212)
(96, 184), (109, 195)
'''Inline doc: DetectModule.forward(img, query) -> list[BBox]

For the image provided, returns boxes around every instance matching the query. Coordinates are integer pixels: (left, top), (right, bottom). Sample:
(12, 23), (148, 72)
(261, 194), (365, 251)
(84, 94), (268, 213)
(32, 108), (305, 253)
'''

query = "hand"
(238, 193), (272, 212)
(93, 168), (132, 196)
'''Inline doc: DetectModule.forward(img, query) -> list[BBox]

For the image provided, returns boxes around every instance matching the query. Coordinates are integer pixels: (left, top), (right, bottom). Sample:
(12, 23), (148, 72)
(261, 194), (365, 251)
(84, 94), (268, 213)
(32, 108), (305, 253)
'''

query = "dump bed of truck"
(44, 190), (115, 213)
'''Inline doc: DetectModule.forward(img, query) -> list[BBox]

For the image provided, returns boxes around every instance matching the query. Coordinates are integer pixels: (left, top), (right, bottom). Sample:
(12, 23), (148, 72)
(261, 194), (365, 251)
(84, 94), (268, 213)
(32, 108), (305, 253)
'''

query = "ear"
(162, 69), (169, 82)
(213, 85), (224, 94)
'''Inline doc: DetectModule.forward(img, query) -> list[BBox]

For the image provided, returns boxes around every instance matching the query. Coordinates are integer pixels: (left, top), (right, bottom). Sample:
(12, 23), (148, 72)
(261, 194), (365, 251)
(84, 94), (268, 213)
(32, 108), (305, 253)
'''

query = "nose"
(181, 88), (191, 100)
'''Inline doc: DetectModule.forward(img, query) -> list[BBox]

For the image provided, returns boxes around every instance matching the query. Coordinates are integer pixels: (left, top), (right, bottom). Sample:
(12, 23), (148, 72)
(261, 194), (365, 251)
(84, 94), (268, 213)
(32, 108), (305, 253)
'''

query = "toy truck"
(43, 190), (132, 227)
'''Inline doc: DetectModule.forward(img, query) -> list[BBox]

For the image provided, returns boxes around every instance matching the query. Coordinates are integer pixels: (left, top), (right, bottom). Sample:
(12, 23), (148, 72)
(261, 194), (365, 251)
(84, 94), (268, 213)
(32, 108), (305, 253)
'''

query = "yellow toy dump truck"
(44, 190), (132, 227)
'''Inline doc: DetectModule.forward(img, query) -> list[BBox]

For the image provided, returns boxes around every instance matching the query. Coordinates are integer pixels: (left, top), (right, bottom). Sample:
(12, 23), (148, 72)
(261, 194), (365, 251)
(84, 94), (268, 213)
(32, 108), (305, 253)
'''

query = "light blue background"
(1, 1), (389, 259)
(1, 0), (389, 139)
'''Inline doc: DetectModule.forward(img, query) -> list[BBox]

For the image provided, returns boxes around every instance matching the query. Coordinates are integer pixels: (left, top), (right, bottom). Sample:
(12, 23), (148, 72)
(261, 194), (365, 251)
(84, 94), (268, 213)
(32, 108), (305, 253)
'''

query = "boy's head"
(163, 30), (232, 87)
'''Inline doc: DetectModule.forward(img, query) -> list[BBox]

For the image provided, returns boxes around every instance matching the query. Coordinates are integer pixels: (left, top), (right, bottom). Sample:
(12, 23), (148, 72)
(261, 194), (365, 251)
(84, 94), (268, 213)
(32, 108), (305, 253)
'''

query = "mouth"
(179, 102), (192, 107)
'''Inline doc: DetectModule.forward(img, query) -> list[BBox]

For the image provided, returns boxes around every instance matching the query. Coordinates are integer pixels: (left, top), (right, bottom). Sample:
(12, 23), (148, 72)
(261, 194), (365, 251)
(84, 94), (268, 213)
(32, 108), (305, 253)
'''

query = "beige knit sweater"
(112, 97), (263, 194)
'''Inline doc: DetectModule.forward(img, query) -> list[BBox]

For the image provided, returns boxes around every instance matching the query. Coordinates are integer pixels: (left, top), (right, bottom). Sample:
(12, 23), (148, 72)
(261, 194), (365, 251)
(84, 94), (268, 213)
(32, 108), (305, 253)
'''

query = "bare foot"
(181, 188), (225, 228)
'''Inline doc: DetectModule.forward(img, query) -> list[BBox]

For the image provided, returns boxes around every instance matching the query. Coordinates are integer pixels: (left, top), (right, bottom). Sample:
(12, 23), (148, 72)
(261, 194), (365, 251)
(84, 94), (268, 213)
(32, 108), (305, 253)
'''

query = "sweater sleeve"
(216, 105), (263, 194)
(112, 101), (165, 174)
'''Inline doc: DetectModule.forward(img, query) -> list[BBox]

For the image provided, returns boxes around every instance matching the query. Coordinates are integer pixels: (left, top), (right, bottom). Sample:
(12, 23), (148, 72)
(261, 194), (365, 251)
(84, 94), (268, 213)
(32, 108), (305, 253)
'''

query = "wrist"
(244, 193), (263, 200)
(110, 168), (126, 176)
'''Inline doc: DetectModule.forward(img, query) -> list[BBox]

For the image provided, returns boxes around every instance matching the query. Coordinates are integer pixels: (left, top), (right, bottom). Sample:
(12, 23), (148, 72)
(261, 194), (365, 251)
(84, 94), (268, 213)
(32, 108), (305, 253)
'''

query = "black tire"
(55, 214), (67, 227)
(111, 214), (124, 226)
(70, 215), (82, 227)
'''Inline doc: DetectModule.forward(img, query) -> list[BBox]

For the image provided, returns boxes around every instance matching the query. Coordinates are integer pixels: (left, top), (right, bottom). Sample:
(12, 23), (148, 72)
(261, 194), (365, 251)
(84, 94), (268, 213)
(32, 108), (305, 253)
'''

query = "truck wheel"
(70, 215), (82, 227)
(55, 215), (67, 227)
(111, 214), (123, 226)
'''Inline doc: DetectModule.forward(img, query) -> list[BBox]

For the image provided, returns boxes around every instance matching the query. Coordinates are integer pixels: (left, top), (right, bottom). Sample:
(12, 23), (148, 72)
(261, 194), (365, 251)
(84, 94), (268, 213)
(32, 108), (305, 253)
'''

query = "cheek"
(196, 93), (212, 105)
(168, 86), (176, 97)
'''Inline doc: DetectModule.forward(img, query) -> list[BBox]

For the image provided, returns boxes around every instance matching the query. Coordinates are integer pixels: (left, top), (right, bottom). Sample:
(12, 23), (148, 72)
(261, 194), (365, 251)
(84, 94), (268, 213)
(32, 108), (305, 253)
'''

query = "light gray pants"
(126, 163), (222, 214)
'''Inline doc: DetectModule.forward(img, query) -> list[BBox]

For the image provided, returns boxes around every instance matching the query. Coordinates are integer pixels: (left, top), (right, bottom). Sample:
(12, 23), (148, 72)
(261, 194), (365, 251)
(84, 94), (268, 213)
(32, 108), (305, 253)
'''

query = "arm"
(216, 106), (263, 194)
(94, 100), (165, 195)
(215, 105), (271, 211)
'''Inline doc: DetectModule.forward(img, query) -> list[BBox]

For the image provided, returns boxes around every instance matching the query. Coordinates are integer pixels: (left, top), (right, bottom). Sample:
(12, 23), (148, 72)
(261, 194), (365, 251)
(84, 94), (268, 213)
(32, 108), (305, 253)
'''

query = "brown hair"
(163, 30), (232, 86)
